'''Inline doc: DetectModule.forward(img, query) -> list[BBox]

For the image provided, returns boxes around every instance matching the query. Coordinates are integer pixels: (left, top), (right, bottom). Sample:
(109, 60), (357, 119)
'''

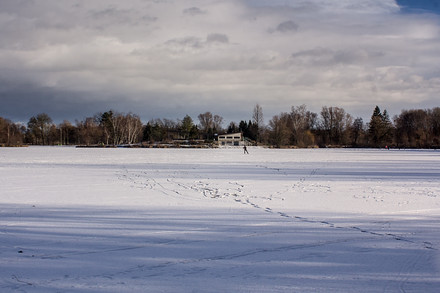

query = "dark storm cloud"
(0, 77), (199, 123)
(0, 79), (93, 122)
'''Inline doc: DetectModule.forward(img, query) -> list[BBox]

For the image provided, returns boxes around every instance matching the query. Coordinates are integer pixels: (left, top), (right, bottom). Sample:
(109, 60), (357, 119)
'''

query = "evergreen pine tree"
(368, 106), (393, 147)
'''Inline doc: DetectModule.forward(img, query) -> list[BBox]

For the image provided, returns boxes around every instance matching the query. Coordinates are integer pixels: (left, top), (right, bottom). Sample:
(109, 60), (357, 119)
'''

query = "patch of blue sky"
(397, 0), (440, 14)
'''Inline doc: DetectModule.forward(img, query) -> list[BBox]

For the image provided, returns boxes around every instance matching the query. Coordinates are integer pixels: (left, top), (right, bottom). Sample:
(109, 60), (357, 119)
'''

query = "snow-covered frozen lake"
(1, 146), (439, 292)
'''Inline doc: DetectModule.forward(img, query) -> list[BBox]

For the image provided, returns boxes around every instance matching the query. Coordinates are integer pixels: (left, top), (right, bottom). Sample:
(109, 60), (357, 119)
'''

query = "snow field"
(0, 147), (439, 292)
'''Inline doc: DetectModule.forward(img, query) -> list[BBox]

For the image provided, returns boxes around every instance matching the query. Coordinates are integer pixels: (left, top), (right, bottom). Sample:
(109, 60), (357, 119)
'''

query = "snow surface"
(1, 146), (439, 292)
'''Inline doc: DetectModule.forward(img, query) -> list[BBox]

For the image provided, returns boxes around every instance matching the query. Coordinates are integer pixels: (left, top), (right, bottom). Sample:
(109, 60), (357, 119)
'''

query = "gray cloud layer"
(1, 0), (439, 123)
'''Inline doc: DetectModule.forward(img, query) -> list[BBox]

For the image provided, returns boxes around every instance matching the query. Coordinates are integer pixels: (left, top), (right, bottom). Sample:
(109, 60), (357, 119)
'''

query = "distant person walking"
(243, 145), (249, 154)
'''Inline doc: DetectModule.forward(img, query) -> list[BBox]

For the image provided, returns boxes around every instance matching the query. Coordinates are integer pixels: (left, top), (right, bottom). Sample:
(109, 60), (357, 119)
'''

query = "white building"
(217, 133), (243, 146)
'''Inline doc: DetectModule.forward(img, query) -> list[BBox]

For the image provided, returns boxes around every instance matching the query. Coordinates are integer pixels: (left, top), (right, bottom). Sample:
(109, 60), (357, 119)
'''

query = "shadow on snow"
(1, 204), (439, 293)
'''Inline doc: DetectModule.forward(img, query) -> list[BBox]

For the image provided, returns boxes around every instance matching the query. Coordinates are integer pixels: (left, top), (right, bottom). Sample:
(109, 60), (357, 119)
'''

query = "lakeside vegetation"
(1, 105), (440, 148)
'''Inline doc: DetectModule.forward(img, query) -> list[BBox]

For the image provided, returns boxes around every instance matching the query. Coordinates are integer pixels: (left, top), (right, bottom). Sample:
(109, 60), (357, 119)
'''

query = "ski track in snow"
(115, 159), (438, 292)
(117, 162), (437, 253)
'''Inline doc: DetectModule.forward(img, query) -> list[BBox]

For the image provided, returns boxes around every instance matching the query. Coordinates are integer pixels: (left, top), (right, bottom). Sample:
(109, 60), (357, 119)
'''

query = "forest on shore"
(1, 104), (440, 149)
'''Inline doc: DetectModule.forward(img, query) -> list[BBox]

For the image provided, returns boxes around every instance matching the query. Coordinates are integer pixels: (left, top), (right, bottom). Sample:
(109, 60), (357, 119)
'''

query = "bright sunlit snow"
(1, 147), (439, 292)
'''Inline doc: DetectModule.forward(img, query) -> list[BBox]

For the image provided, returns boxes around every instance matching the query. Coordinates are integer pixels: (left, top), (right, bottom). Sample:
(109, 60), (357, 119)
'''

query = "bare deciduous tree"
(27, 113), (53, 145)
(0, 117), (24, 146)
(268, 113), (290, 147)
(213, 115), (223, 133)
(198, 112), (213, 133)
(76, 117), (102, 146)
(198, 112), (223, 139)
(123, 113), (143, 144)
(319, 106), (352, 146)
(290, 105), (316, 147)
(252, 104), (264, 143)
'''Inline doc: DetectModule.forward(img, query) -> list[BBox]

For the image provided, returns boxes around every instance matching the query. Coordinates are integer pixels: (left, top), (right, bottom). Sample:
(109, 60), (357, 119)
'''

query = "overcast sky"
(1, 0), (440, 124)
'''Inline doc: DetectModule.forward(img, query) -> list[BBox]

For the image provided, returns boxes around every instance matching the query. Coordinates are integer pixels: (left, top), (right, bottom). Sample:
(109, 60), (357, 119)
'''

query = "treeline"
(265, 105), (440, 148)
(0, 111), (232, 147)
(1, 105), (440, 148)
